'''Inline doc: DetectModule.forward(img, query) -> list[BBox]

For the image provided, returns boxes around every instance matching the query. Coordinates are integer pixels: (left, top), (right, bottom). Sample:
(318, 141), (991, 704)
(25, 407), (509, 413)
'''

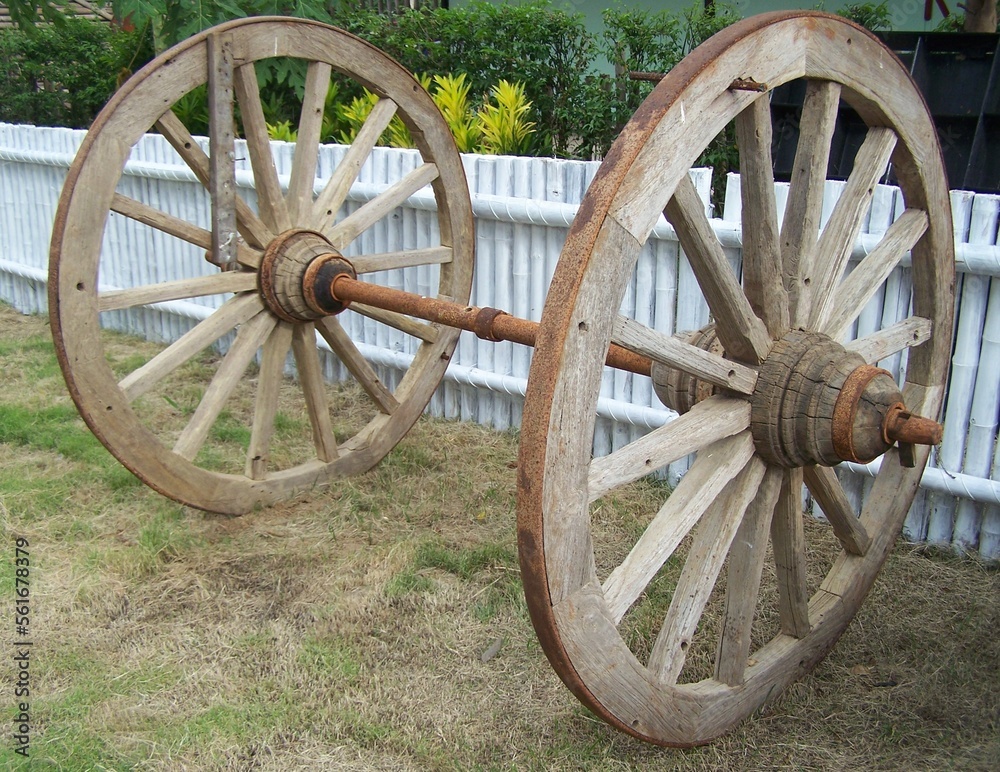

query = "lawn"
(1, 303), (997, 770)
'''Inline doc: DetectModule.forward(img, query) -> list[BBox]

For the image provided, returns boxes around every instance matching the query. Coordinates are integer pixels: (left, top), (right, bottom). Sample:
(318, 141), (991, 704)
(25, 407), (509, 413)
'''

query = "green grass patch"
(413, 540), (516, 580)
(298, 636), (362, 682)
(0, 404), (109, 466)
(384, 569), (435, 598)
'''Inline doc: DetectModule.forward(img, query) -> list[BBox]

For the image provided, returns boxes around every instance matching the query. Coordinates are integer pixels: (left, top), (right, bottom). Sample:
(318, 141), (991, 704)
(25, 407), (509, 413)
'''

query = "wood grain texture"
(845, 316), (932, 364)
(119, 292), (262, 401)
(316, 316), (399, 415)
(736, 95), (788, 338)
(109, 193), (262, 269)
(246, 321), (293, 479)
(286, 60), (332, 224)
(771, 468), (811, 637)
(312, 97), (398, 234)
(782, 79), (841, 325)
(602, 432), (756, 623)
(648, 455), (766, 683)
(821, 208), (927, 339)
(174, 309), (275, 460)
(587, 396), (750, 502)
(715, 465), (783, 686)
(804, 465), (870, 555)
(665, 176), (772, 364)
(234, 61), (292, 233)
(613, 317), (758, 395)
(804, 127), (897, 328)
(328, 163), (439, 250)
(291, 323), (338, 463)
(98, 271), (257, 312)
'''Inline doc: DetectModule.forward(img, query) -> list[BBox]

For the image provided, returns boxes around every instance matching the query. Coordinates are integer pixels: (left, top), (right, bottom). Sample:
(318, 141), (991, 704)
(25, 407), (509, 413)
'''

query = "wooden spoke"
(804, 127), (898, 328)
(715, 466), (784, 686)
(291, 323), (338, 463)
(845, 316), (932, 364)
(109, 193), (261, 269)
(99, 271), (258, 312)
(286, 61), (332, 223)
(155, 110), (273, 249)
(328, 163), (440, 250)
(648, 456), (768, 683)
(316, 317), (399, 415)
(770, 468), (811, 638)
(736, 95), (788, 338)
(173, 310), (276, 461)
(350, 303), (439, 344)
(246, 321), (293, 479)
(782, 80), (842, 325)
(207, 32), (238, 265)
(601, 432), (756, 623)
(313, 97), (399, 233)
(612, 317), (757, 395)
(665, 175), (772, 364)
(119, 293), (262, 401)
(234, 62), (292, 233)
(587, 396), (750, 502)
(821, 209), (928, 339)
(804, 465), (870, 555)
(352, 246), (453, 274)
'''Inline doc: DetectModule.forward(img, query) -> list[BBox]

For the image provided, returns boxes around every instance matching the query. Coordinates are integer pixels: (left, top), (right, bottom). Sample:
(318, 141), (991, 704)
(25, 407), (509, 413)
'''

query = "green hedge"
(0, 18), (152, 129)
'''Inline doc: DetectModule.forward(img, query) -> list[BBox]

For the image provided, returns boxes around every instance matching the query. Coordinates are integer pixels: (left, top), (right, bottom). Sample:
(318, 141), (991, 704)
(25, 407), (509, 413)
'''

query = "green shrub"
(330, 1), (594, 158)
(0, 17), (152, 129)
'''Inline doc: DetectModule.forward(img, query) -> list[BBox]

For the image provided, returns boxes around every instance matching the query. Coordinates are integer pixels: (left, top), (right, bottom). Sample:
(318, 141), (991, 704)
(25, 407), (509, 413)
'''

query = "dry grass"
(1, 303), (997, 771)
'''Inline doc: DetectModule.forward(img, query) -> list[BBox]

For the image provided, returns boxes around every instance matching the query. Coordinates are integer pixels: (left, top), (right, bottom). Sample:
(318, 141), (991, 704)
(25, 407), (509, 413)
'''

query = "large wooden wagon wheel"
(49, 18), (473, 514)
(517, 12), (953, 746)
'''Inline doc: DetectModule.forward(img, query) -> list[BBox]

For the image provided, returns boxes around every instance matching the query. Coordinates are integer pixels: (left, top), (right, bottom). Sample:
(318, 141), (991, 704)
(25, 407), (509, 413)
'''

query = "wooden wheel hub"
(749, 330), (898, 467)
(257, 229), (356, 322)
(655, 328), (943, 469)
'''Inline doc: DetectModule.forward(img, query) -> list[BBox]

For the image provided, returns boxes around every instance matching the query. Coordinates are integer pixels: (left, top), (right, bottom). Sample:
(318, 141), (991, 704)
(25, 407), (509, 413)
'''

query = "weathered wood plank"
(804, 127), (897, 327)
(246, 321), (293, 479)
(174, 309), (275, 460)
(782, 79), (841, 325)
(587, 396), (750, 502)
(99, 271), (257, 312)
(736, 95), (788, 338)
(804, 465), (871, 556)
(845, 316), (932, 364)
(119, 293), (263, 401)
(820, 208), (927, 337)
(234, 61), (292, 232)
(613, 317), (758, 395)
(648, 456), (767, 683)
(286, 60), (332, 224)
(601, 432), (756, 623)
(771, 468), (811, 638)
(291, 323), (338, 463)
(316, 316), (399, 415)
(328, 163), (439, 250)
(313, 97), (398, 234)
(665, 175), (772, 364)
(715, 465), (784, 686)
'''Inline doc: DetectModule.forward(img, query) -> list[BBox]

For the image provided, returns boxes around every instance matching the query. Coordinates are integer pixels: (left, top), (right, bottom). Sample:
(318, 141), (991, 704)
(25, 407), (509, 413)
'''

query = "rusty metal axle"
(329, 274), (653, 377)
(329, 273), (944, 458)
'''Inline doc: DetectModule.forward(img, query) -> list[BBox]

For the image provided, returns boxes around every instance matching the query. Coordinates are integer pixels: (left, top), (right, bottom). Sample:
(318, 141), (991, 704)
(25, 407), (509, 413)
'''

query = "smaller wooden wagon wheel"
(49, 18), (473, 514)
(517, 12), (953, 745)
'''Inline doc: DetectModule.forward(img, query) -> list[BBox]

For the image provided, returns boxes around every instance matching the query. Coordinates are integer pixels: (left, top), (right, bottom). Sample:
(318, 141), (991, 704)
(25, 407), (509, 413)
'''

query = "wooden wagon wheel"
(517, 12), (953, 746)
(49, 18), (473, 514)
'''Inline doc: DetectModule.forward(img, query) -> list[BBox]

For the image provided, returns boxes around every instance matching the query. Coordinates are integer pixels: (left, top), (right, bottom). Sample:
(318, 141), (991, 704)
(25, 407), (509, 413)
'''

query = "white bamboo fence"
(1, 122), (998, 560)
